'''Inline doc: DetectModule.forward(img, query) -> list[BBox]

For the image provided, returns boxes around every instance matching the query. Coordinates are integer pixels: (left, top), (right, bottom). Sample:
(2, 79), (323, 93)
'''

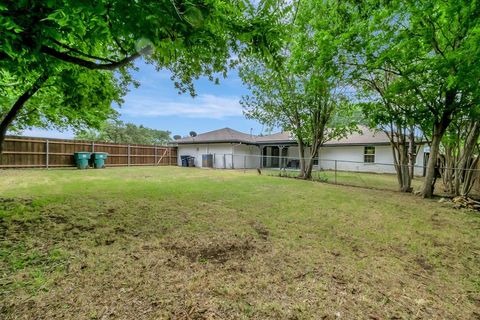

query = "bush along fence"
(0, 136), (177, 169)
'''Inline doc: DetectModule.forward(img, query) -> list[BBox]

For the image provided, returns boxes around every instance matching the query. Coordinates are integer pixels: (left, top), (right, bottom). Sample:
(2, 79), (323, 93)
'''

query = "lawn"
(1, 167), (479, 319)
(263, 168), (425, 192)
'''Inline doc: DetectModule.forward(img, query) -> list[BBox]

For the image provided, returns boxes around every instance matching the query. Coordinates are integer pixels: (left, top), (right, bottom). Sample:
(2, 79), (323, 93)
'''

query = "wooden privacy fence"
(0, 136), (178, 168)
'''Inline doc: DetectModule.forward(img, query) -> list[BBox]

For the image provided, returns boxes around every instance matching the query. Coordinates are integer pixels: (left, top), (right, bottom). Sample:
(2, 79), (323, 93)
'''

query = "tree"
(354, 71), (423, 192)
(439, 108), (480, 196)
(343, 0), (480, 198)
(0, 1), (282, 155)
(240, 0), (356, 179)
(76, 120), (171, 145)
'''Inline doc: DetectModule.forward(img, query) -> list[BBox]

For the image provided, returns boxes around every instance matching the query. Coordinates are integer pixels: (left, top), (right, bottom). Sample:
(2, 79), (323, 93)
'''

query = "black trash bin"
(181, 155), (190, 167)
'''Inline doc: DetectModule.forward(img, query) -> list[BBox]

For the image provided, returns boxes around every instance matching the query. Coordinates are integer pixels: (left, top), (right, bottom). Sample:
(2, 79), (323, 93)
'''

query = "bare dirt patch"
(0, 197), (33, 208)
(163, 234), (261, 264)
(250, 220), (270, 240)
(414, 256), (434, 273)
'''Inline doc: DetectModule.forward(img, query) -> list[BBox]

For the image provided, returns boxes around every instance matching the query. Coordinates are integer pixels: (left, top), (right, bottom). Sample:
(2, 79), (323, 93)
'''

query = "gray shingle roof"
(255, 132), (295, 143)
(174, 126), (391, 146)
(324, 126), (391, 146)
(253, 126), (391, 145)
(175, 128), (256, 144)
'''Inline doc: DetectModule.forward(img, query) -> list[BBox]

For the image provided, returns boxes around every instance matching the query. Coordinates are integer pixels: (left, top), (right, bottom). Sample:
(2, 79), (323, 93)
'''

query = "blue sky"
(21, 59), (268, 139)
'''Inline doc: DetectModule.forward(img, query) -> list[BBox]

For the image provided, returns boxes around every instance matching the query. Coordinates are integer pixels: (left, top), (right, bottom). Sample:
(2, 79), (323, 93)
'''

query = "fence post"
(223, 154), (226, 169)
(127, 144), (131, 166)
(335, 160), (337, 184)
(244, 155), (246, 170)
(154, 146), (157, 166)
(232, 154), (234, 169)
(91, 141), (95, 153)
(45, 139), (49, 169)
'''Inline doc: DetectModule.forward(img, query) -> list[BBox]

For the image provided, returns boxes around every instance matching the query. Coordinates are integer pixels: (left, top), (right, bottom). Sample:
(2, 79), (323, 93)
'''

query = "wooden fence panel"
(0, 136), (177, 169)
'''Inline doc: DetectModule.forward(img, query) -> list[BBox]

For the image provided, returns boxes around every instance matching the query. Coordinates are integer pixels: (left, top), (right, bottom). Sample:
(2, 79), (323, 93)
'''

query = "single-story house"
(174, 127), (427, 176)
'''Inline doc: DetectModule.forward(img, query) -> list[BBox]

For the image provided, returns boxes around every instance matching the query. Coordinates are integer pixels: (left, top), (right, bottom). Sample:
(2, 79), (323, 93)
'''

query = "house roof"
(324, 126), (391, 146)
(175, 127), (256, 144)
(174, 126), (393, 146)
(255, 132), (296, 144)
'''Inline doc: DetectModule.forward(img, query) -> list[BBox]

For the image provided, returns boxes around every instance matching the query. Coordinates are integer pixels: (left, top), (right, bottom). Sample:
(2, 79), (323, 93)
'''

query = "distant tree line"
(75, 120), (171, 145)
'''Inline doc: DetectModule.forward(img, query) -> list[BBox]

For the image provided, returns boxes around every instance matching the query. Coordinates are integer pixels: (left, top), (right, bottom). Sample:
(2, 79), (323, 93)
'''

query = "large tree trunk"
(298, 128), (324, 180)
(388, 128), (412, 192)
(303, 145), (321, 180)
(304, 157), (315, 180)
(421, 123), (449, 198)
(0, 74), (48, 156)
(457, 122), (480, 196)
(462, 157), (480, 196)
(421, 89), (456, 198)
(442, 145), (456, 195)
(398, 143), (412, 192)
(392, 143), (412, 192)
(408, 127), (416, 179)
(391, 143), (403, 189)
(297, 139), (306, 179)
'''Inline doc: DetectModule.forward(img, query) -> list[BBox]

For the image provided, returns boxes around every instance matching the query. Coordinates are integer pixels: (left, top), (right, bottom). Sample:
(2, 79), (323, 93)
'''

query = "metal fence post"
(45, 139), (49, 169)
(244, 155), (246, 170)
(127, 144), (131, 166)
(335, 160), (337, 184)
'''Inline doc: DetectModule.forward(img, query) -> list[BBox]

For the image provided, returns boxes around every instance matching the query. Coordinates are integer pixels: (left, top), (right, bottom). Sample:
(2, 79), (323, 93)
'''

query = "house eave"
(175, 140), (425, 148)
(323, 142), (391, 147)
(256, 140), (298, 146)
(176, 140), (257, 145)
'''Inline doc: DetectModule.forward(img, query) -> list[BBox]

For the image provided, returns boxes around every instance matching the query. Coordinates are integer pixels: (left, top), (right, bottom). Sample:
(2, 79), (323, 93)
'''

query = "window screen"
(364, 146), (375, 163)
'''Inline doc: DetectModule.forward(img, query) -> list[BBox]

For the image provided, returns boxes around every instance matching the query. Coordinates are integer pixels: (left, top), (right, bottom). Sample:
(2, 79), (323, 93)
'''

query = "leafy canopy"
(0, 0), (282, 134)
(240, 0), (357, 146)
(344, 0), (480, 135)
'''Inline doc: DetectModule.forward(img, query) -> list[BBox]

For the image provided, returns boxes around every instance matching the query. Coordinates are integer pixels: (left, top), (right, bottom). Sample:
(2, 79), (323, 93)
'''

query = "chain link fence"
(190, 153), (480, 197)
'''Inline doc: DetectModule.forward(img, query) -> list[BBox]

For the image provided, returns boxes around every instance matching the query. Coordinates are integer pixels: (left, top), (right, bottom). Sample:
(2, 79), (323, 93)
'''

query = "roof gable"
(175, 127), (255, 144)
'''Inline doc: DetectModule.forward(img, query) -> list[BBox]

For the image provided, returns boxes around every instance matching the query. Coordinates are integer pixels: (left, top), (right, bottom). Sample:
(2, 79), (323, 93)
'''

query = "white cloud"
(121, 94), (243, 119)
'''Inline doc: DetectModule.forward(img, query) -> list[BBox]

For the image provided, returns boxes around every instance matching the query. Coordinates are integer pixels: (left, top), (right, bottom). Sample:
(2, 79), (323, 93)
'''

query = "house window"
(364, 146), (375, 163)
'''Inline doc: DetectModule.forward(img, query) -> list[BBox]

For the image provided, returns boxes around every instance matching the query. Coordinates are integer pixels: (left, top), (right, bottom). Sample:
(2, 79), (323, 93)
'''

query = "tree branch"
(40, 45), (150, 70)
(0, 73), (49, 155)
(48, 38), (117, 63)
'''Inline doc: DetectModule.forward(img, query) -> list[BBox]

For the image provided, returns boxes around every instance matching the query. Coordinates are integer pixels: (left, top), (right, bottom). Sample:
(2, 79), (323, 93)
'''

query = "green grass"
(263, 168), (424, 191)
(0, 167), (479, 319)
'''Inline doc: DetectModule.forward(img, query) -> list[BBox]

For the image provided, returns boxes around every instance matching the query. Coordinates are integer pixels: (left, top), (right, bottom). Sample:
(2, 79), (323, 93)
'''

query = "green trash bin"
(74, 152), (91, 169)
(92, 152), (108, 169)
